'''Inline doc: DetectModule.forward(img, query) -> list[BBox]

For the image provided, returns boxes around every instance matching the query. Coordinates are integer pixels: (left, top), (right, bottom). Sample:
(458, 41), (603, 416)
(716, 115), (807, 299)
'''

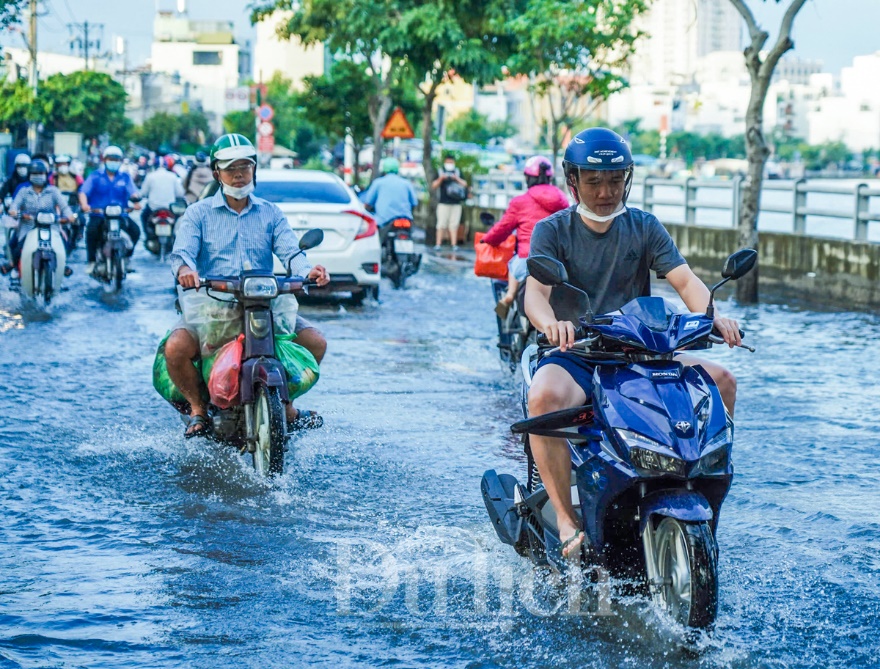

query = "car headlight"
(242, 276), (278, 298)
(616, 429), (687, 477)
(696, 426), (733, 475)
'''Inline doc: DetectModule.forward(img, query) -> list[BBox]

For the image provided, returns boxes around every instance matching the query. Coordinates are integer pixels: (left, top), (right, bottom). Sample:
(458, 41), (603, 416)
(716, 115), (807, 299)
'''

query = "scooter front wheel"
(112, 253), (124, 292)
(39, 263), (53, 304)
(650, 518), (718, 629)
(252, 385), (286, 476)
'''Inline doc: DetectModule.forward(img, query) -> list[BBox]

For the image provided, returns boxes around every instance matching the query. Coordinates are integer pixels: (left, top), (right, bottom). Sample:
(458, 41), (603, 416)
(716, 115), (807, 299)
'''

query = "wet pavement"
(0, 241), (879, 668)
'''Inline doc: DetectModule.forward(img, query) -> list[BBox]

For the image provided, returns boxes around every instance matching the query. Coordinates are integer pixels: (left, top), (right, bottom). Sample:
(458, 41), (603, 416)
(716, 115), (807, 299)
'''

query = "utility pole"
(27, 0), (38, 154)
(67, 21), (104, 70)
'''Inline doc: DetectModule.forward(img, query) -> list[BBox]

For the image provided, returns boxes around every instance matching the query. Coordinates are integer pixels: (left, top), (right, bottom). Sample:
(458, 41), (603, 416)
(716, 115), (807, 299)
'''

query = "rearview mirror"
(722, 248), (758, 280)
(527, 255), (568, 287)
(299, 228), (324, 251)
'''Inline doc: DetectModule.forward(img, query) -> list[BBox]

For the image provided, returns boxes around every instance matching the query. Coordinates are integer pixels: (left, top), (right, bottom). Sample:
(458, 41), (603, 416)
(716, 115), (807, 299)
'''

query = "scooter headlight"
(104, 205), (123, 217)
(36, 212), (55, 225)
(617, 429), (686, 477)
(242, 276), (278, 298)
(695, 426), (733, 476)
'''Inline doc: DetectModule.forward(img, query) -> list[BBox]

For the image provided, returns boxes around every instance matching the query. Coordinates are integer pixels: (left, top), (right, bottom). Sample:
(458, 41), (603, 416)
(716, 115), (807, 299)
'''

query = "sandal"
(64, 266), (73, 277)
(494, 300), (511, 320)
(289, 408), (324, 430)
(560, 529), (585, 560)
(184, 413), (212, 439)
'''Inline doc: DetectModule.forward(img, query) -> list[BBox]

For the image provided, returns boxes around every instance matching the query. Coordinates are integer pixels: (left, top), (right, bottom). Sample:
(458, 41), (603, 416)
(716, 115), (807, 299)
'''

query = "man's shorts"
(508, 255), (528, 282)
(436, 203), (463, 231)
(536, 351), (596, 398)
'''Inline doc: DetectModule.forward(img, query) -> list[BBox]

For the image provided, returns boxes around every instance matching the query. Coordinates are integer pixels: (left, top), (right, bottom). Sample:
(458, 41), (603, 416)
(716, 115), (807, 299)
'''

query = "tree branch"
(761, 0), (809, 77)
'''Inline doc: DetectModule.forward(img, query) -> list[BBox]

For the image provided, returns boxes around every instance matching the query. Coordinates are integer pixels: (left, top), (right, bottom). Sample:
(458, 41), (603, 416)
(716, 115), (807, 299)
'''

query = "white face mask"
(576, 202), (626, 224)
(444, 163), (455, 171)
(58, 165), (70, 174)
(221, 181), (254, 200)
(16, 166), (28, 177)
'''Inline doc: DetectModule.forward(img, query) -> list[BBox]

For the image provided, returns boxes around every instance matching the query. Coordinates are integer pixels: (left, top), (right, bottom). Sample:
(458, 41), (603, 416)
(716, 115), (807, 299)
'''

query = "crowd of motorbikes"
(479, 208), (758, 632)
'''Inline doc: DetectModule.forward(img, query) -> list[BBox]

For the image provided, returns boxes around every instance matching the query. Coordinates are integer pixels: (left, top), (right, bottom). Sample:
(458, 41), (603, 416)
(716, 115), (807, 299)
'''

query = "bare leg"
(501, 275), (519, 305)
(435, 228), (446, 247)
(528, 364), (588, 553)
(676, 353), (737, 417)
(286, 327), (327, 422)
(165, 329), (207, 435)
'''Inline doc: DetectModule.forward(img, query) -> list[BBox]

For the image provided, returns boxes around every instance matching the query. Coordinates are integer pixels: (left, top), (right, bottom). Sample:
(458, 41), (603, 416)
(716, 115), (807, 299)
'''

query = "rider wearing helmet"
(357, 157), (418, 230)
(79, 146), (142, 273)
(140, 154), (185, 249)
(1, 153), (32, 200)
(481, 156), (569, 317)
(165, 133), (330, 438)
(3, 160), (75, 279)
(523, 127), (743, 560)
(51, 154), (84, 194)
(183, 150), (213, 204)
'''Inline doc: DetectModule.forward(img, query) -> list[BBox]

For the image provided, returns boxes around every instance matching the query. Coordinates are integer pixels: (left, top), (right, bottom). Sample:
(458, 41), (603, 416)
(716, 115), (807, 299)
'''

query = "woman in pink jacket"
(482, 156), (570, 317)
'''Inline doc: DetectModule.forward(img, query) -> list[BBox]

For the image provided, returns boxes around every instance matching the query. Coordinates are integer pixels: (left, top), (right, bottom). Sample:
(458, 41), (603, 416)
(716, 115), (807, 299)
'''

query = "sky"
(6, 0), (880, 78)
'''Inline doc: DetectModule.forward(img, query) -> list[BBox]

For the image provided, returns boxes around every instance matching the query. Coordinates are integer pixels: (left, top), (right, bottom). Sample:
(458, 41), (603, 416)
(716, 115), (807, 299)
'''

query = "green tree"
(133, 112), (180, 153)
(37, 71), (128, 142)
(0, 78), (33, 146)
(507, 0), (649, 165)
(447, 109), (515, 146)
(222, 110), (255, 142)
(0, 0), (26, 27)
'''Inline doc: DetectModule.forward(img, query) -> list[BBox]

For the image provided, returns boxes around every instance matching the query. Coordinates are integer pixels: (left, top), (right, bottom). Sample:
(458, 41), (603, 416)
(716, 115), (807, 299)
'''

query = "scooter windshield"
(618, 297), (679, 331)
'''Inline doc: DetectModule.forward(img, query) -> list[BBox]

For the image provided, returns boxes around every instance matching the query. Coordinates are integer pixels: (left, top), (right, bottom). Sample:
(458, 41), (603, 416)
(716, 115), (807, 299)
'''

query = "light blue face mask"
(105, 160), (122, 173)
(30, 174), (47, 187)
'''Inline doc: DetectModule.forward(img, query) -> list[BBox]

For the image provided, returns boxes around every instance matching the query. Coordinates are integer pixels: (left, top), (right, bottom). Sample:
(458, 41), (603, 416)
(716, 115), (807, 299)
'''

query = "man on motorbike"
(1, 154), (31, 201)
(51, 155), (84, 194)
(358, 157), (418, 229)
(482, 156), (569, 319)
(3, 160), (74, 281)
(79, 146), (142, 275)
(183, 151), (214, 204)
(524, 127), (742, 559)
(166, 133), (331, 438)
(140, 155), (185, 246)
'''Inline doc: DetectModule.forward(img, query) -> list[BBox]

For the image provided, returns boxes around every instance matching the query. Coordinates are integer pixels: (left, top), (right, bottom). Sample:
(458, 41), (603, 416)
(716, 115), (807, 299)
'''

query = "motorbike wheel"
(252, 385), (286, 476)
(650, 518), (718, 629)
(40, 263), (53, 304)
(112, 253), (124, 292)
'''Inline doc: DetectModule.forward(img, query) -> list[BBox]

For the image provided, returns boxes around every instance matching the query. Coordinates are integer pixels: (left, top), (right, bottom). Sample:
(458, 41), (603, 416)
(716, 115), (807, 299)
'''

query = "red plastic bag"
(474, 232), (515, 280)
(208, 334), (244, 409)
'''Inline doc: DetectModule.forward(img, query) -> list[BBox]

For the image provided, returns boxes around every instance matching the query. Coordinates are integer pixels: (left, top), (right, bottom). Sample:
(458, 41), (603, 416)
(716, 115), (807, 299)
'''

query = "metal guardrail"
(472, 174), (880, 242)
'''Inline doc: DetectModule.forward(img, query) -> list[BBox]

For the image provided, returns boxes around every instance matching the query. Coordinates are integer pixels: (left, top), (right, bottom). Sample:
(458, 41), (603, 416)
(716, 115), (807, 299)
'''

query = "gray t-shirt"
(529, 206), (686, 316)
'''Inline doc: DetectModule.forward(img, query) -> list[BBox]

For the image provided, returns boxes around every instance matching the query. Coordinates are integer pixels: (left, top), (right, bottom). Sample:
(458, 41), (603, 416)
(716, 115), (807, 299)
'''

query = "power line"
(60, 0), (77, 23)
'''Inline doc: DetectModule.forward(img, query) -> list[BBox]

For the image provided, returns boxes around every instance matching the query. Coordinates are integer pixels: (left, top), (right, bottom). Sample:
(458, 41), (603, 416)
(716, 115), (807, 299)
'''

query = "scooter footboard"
(481, 470), (524, 547)
(638, 489), (713, 535)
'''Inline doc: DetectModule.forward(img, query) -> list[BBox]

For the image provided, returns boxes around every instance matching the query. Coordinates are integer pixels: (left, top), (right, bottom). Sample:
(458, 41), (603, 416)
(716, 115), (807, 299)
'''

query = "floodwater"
(1, 244), (879, 668)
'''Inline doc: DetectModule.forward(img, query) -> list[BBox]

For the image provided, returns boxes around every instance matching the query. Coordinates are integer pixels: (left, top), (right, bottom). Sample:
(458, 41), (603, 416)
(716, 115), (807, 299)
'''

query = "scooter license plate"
(155, 223), (173, 237)
(394, 239), (414, 254)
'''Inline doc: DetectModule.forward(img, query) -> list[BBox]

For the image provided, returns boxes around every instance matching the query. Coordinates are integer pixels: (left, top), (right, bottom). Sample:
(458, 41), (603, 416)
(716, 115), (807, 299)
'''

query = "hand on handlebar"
(308, 265), (330, 287)
(712, 315), (742, 348)
(177, 266), (201, 290)
(541, 320), (578, 353)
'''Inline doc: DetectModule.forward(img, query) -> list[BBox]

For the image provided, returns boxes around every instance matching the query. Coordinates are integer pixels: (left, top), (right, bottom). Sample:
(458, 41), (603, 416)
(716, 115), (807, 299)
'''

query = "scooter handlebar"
(536, 326), (587, 348)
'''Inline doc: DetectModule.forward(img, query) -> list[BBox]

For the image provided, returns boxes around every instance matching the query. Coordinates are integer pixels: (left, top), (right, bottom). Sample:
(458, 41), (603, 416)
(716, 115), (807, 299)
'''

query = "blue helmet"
(563, 127), (634, 203)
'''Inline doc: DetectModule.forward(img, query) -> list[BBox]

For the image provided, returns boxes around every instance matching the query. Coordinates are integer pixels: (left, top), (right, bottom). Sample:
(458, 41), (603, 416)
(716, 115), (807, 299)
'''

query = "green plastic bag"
(152, 330), (210, 414)
(275, 333), (320, 400)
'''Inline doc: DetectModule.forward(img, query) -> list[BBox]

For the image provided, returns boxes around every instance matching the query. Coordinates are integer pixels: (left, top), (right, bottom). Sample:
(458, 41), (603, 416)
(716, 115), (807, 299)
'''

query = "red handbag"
(474, 232), (515, 280)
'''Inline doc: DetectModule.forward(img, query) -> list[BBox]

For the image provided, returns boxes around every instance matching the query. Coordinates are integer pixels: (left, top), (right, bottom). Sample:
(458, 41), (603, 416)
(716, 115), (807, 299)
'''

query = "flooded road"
(1, 244), (879, 668)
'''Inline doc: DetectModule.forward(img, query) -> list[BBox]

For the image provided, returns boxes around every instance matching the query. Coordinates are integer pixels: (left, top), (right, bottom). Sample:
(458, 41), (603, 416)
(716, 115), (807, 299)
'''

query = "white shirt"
(140, 168), (184, 210)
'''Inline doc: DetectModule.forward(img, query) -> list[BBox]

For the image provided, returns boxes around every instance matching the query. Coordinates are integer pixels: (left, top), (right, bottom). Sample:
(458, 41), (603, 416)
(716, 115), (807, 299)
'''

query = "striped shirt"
(10, 185), (74, 238)
(169, 188), (312, 279)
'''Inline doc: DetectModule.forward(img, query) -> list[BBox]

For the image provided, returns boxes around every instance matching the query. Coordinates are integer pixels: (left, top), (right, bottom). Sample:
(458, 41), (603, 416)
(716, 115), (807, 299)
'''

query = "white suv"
(256, 169), (381, 302)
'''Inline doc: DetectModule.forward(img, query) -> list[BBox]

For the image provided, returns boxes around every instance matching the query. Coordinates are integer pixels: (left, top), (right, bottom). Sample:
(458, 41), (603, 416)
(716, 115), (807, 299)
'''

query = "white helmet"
(102, 145), (124, 160)
(55, 154), (72, 164)
(14, 154), (31, 166)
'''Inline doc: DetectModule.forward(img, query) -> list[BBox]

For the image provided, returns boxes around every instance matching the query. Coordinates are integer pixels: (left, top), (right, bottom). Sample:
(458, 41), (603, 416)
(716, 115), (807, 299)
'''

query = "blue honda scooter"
(481, 249), (757, 629)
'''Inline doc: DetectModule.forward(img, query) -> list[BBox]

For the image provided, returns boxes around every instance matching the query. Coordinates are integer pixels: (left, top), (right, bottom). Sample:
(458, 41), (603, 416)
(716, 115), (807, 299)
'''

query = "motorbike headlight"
(617, 429), (687, 477)
(104, 205), (123, 217)
(36, 212), (55, 225)
(242, 276), (278, 298)
(696, 426), (733, 475)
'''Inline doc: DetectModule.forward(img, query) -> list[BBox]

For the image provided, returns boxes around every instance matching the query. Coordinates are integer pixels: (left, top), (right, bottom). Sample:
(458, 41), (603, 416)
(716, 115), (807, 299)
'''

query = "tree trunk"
(420, 80), (440, 233)
(736, 83), (770, 303)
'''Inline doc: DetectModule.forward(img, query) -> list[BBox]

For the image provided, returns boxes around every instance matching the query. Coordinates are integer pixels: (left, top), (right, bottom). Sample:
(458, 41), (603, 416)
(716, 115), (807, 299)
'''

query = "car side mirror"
(527, 255), (568, 287)
(722, 248), (757, 280)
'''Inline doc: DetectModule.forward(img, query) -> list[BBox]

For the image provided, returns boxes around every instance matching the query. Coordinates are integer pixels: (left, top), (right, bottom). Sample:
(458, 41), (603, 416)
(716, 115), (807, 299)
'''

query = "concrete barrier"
(415, 204), (880, 310)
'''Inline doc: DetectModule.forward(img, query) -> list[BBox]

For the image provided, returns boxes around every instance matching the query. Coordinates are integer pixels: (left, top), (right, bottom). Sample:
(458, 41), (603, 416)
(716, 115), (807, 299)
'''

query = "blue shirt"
(169, 189), (312, 279)
(358, 174), (418, 226)
(81, 168), (137, 210)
